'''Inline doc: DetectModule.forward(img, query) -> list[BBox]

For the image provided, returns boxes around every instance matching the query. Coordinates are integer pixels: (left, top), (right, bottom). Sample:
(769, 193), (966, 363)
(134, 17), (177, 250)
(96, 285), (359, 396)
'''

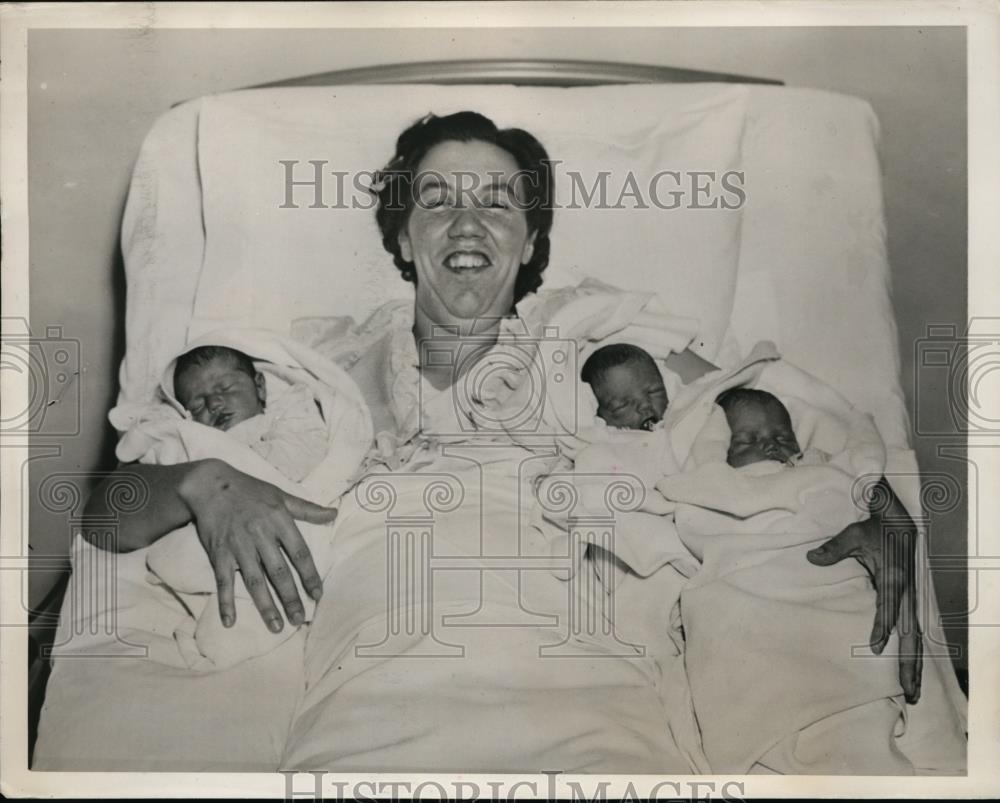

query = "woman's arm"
(83, 462), (209, 552)
(807, 475), (922, 703)
(82, 460), (338, 632)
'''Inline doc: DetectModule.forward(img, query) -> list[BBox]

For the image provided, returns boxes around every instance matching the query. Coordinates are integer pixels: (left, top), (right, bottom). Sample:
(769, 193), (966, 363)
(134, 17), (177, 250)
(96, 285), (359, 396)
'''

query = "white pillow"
(192, 84), (748, 360)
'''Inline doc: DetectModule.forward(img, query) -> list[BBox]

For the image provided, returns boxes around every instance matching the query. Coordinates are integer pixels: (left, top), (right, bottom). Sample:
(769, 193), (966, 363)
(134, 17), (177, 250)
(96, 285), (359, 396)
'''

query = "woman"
(83, 110), (921, 714)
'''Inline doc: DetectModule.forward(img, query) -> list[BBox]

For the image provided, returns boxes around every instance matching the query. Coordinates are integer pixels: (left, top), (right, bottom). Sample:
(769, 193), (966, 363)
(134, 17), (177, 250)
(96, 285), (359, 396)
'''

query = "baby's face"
(175, 359), (264, 431)
(725, 400), (802, 468)
(591, 359), (669, 431)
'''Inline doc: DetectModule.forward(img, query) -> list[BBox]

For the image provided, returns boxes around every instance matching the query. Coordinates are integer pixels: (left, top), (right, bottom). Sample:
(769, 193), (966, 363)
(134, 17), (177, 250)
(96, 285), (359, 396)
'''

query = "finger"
(278, 518), (324, 602)
(283, 492), (340, 525)
(898, 585), (923, 704)
(899, 624), (923, 704)
(233, 544), (284, 634)
(807, 525), (861, 566)
(871, 565), (905, 654)
(255, 525), (307, 627)
(213, 552), (238, 628)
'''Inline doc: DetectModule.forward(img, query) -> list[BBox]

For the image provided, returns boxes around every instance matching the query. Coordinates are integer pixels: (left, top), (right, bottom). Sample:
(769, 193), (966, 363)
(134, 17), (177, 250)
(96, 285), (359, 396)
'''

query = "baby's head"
(173, 346), (265, 431)
(715, 387), (802, 468)
(582, 343), (668, 431)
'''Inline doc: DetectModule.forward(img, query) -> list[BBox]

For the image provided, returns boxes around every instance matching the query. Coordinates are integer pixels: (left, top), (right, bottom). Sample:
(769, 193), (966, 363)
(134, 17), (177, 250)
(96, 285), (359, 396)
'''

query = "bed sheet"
(31, 536), (305, 771)
(281, 454), (693, 773)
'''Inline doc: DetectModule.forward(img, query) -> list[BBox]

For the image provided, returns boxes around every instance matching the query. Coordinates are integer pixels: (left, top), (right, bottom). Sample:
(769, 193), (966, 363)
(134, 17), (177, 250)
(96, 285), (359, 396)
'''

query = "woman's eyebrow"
(414, 175), (448, 195)
(484, 177), (515, 191)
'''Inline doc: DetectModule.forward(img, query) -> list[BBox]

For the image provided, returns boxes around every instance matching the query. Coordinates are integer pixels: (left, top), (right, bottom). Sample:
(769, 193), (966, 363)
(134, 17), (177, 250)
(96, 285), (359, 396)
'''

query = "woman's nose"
(448, 208), (486, 238)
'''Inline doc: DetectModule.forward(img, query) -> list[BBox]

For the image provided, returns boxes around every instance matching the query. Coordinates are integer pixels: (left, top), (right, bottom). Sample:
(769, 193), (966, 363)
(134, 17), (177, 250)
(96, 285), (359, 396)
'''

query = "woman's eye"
(418, 192), (448, 209)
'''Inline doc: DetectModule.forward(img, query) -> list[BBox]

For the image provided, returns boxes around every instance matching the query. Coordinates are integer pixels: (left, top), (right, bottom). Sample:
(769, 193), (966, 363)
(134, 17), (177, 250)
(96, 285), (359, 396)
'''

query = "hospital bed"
(31, 59), (966, 773)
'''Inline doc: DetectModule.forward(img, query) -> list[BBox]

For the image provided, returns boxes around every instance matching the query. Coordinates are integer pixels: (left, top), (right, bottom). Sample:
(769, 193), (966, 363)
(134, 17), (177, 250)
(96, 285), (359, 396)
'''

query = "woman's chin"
(441, 292), (503, 321)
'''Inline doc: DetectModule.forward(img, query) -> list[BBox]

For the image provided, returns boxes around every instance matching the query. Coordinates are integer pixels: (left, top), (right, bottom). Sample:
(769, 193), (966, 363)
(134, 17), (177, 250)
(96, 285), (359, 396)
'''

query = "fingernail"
(268, 618), (283, 633)
(222, 614), (233, 628)
(289, 609), (304, 626)
(309, 586), (323, 601)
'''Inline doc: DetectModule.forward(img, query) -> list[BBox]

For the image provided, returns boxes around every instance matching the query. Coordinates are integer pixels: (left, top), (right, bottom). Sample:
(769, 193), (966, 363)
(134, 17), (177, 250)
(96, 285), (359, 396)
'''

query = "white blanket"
(281, 450), (692, 773)
(656, 361), (909, 773)
(116, 328), (372, 671)
(475, 278), (701, 458)
(563, 344), (966, 774)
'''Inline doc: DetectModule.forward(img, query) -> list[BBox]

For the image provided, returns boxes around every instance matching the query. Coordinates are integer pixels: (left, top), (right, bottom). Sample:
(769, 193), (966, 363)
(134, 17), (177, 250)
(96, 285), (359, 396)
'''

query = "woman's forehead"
(416, 139), (522, 183)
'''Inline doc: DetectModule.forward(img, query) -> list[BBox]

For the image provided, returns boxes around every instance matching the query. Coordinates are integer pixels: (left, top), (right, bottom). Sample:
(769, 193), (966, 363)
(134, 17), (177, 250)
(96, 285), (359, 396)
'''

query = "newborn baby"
(716, 387), (801, 467)
(656, 383), (909, 774)
(716, 387), (834, 470)
(174, 345), (327, 483)
(173, 344), (265, 430)
(582, 343), (669, 431)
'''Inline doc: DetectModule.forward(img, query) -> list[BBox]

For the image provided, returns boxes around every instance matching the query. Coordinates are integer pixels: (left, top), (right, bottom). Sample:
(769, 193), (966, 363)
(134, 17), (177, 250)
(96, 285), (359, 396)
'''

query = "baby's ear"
(254, 371), (267, 404)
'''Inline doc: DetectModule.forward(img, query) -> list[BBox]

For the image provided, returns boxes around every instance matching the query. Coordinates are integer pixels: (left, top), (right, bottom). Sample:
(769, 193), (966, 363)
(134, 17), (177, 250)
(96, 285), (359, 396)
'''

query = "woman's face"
(399, 139), (536, 324)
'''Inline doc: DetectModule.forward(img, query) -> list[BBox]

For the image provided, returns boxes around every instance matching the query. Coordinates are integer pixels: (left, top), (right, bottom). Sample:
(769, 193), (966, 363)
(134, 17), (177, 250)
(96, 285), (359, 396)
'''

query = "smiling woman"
(373, 111), (555, 315)
(400, 140), (536, 335)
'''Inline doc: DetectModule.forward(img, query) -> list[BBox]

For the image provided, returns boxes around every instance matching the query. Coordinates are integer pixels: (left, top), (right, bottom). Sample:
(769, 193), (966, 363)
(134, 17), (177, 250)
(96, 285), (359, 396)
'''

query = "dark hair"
(715, 387), (790, 420)
(581, 343), (658, 387)
(372, 111), (555, 305)
(173, 345), (257, 401)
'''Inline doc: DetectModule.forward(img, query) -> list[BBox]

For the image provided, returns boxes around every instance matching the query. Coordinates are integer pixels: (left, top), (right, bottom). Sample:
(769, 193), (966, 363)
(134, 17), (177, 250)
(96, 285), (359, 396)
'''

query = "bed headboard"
(244, 58), (784, 90)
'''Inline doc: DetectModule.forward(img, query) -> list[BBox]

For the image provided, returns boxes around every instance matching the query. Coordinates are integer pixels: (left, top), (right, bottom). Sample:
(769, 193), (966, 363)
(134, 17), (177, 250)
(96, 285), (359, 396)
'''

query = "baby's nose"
(206, 395), (224, 411)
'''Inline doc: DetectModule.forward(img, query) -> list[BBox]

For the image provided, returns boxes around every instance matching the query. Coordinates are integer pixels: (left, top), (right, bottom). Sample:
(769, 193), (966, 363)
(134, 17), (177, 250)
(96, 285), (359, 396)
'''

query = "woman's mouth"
(444, 251), (492, 272)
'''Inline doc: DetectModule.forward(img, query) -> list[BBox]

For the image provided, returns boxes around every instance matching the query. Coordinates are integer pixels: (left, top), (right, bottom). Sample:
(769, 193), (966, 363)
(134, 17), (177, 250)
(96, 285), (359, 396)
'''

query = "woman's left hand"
(807, 482), (923, 704)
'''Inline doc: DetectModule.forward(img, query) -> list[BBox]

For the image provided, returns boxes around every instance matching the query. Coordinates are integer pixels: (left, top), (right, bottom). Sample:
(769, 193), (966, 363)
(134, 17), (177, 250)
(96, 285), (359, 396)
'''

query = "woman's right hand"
(178, 459), (339, 633)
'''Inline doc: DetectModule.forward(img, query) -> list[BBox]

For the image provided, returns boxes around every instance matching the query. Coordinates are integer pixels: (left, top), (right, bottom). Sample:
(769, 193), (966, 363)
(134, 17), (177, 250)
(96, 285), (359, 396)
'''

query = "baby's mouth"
(784, 450), (804, 467)
(214, 411), (235, 430)
(444, 251), (492, 272)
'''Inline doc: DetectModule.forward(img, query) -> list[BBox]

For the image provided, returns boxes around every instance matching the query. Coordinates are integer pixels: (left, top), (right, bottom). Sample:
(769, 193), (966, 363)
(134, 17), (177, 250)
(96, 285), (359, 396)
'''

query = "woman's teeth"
(445, 252), (490, 269)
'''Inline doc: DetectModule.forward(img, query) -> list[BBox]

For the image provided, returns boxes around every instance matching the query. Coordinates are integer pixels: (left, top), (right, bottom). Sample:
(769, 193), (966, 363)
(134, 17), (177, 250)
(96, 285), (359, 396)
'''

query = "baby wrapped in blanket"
(113, 328), (372, 671)
(659, 378), (911, 775)
(578, 342), (912, 774)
